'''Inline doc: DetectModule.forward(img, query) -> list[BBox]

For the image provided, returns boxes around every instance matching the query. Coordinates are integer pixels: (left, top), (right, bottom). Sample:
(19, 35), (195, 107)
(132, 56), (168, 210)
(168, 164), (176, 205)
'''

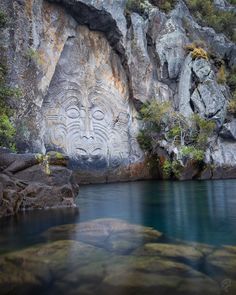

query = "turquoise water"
(1, 180), (236, 252)
(78, 180), (236, 246)
(1, 180), (236, 295)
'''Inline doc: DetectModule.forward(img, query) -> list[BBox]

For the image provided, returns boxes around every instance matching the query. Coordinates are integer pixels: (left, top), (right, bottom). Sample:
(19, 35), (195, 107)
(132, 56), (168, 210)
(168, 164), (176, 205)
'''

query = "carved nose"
(80, 114), (94, 140)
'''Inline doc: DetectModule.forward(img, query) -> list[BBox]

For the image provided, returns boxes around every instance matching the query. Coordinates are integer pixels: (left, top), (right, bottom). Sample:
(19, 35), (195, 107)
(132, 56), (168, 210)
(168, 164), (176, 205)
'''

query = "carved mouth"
(76, 147), (104, 160)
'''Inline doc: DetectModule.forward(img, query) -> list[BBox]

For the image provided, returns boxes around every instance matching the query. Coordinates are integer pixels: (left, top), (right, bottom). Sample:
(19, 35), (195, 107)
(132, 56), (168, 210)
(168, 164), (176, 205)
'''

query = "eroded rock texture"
(0, 0), (236, 181)
(0, 150), (79, 218)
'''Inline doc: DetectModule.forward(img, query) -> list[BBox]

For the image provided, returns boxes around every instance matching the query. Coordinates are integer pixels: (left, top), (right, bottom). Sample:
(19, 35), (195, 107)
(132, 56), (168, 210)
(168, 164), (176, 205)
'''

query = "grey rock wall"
(42, 25), (142, 170)
(0, 0), (236, 181)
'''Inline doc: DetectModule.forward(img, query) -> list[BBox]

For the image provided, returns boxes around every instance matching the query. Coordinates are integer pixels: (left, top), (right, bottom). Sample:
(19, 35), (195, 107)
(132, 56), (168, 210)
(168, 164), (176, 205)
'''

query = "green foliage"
(0, 114), (16, 150)
(168, 126), (181, 139)
(126, 0), (152, 15)
(181, 146), (205, 162)
(0, 62), (20, 151)
(161, 159), (183, 179)
(137, 131), (152, 152)
(162, 159), (172, 179)
(140, 100), (171, 127)
(149, 0), (176, 12)
(137, 101), (215, 168)
(191, 114), (215, 149)
(0, 10), (7, 28)
(172, 160), (183, 178)
(185, 0), (236, 42)
(139, 100), (191, 148)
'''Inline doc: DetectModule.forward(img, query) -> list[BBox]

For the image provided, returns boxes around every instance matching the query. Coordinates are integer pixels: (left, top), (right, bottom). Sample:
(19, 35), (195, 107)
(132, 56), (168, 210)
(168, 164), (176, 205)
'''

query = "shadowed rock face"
(42, 26), (142, 169)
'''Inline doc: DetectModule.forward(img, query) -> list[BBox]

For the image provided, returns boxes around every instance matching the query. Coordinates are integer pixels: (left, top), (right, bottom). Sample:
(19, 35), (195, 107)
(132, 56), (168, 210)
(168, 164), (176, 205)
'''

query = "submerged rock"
(43, 218), (162, 253)
(0, 217), (226, 295)
(133, 242), (207, 264)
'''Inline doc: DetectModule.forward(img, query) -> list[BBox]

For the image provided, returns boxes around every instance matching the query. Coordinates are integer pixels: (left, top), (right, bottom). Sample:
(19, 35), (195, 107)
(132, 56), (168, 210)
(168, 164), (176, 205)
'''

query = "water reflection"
(1, 180), (236, 295)
(0, 208), (79, 253)
(78, 180), (236, 245)
(1, 180), (236, 251)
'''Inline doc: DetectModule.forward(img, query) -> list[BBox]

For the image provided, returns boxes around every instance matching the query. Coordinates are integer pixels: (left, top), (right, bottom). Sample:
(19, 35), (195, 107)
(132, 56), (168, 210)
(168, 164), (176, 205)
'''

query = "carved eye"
(66, 107), (80, 119)
(93, 110), (104, 121)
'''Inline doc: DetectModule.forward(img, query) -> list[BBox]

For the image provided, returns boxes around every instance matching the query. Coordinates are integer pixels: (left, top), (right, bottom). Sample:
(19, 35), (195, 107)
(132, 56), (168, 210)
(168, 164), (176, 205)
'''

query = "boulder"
(0, 151), (79, 218)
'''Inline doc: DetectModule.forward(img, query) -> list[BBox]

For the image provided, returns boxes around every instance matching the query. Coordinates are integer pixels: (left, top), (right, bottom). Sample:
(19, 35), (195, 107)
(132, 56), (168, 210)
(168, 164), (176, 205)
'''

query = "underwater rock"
(42, 218), (162, 252)
(0, 232), (222, 295)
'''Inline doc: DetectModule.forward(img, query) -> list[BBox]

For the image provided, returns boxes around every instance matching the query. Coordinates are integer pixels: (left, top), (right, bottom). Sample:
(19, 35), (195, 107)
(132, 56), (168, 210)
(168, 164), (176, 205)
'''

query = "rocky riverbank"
(0, 149), (79, 218)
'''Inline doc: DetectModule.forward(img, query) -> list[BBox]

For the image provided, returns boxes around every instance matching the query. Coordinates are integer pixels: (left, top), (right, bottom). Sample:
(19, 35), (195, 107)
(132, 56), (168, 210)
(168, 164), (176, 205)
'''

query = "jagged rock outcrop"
(179, 55), (227, 123)
(0, 150), (79, 218)
(0, 0), (236, 182)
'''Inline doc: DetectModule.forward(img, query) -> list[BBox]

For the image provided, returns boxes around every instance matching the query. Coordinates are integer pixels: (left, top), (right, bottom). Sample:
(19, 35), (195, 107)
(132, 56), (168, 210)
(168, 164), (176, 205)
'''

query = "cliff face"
(0, 0), (236, 181)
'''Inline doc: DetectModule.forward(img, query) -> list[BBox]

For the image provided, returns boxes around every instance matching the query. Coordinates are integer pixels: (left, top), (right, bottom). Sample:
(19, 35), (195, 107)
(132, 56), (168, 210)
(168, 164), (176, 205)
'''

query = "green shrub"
(126, 0), (151, 15)
(162, 159), (172, 178)
(0, 56), (20, 151)
(137, 100), (215, 173)
(0, 10), (7, 28)
(168, 126), (182, 139)
(185, 0), (236, 42)
(149, 0), (176, 12)
(139, 100), (171, 127)
(0, 113), (16, 150)
(181, 146), (205, 162)
(191, 114), (215, 149)
(137, 131), (152, 151)
(172, 160), (183, 178)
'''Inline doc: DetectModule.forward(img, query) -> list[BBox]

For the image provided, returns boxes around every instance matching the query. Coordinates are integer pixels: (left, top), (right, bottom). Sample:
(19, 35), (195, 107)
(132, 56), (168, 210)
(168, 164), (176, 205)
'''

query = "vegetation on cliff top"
(126, 0), (176, 15)
(185, 0), (236, 42)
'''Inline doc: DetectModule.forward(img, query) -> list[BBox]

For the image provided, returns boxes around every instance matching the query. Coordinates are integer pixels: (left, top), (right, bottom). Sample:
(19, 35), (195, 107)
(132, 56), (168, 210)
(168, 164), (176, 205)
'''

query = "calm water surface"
(1, 179), (236, 250)
(78, 180), (236, 246)
(0, 180), (236, 295)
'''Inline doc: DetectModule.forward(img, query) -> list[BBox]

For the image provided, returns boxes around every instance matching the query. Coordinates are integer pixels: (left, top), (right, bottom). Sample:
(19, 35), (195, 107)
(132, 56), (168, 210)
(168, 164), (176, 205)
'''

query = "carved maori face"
(42, 27), (141, 169)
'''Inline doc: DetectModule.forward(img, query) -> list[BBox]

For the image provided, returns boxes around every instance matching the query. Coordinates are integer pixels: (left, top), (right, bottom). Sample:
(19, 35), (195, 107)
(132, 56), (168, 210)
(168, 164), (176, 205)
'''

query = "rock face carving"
(42, 26), (142, 170)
